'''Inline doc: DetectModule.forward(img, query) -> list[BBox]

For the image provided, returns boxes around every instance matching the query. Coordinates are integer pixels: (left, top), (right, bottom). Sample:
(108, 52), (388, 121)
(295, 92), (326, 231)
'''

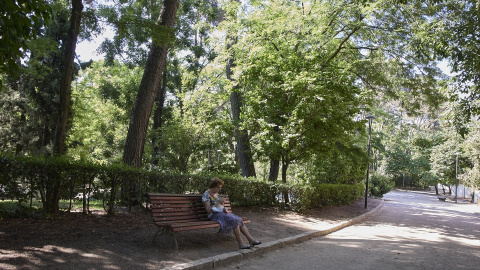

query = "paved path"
(217, 190), (480, 270)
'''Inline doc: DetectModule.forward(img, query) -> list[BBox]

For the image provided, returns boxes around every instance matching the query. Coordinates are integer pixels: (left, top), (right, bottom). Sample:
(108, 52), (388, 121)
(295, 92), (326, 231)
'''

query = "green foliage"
(369, 173), (394, 198)
(148, 57), (234, 173)
(408, 0), (480, 136)
(4, 0), (478, 209)
(97, 0), (221, 66)
(68, 60), (142, 163)
(430, 130), (463, 185)
(0, 154), (364, 214)
(224, 0), (367, 181)
(372, 104), (444, 190)
(460, 121), (480, 188)
(303, 141), (367, 185)
(0, 1), (83, 156)
(0, 0), (52, 89)
(289, 183), (365, 212)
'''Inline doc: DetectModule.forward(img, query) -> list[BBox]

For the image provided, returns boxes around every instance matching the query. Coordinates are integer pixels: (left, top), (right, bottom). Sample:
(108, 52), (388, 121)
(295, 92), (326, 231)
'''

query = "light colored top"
(202, 190), (226, 218)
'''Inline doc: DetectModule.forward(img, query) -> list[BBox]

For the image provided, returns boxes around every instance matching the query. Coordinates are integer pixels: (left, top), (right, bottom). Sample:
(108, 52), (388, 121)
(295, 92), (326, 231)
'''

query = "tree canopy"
(1, 0), (480, 203)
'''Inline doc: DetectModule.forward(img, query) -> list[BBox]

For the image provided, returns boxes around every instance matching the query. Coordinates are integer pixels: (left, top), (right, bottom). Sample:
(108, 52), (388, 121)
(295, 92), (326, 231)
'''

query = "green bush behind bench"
(0, 154), (363, 214)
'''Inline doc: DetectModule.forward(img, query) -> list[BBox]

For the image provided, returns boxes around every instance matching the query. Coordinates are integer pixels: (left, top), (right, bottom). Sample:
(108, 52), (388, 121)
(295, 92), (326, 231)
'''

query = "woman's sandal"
(249, 240), (262, 246)
(239, 244), (252, 249)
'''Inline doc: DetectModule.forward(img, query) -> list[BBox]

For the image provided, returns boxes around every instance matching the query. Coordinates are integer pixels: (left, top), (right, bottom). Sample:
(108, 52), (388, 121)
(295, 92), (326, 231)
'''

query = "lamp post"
(365, 115), (375, 209)
(455, 153), (459, 203)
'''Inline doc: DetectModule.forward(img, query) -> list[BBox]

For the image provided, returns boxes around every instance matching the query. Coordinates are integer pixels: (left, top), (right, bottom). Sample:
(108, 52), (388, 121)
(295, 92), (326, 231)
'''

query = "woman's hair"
(209, 177), (224, 188)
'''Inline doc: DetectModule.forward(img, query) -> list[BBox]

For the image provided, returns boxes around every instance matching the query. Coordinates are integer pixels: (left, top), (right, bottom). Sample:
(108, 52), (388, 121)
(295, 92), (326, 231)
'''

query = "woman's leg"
(239, 225), (255, 242)
(233, 226), (246, 245)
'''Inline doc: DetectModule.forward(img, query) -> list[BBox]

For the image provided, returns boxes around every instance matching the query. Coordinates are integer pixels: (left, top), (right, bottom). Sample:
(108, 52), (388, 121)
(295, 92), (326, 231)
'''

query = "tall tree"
(1, 0), (100, 157)
(228, 49), (257, 178)
(53, 0), (83, 155)
(232, 0), (367, 183)
(122, 0), (179, 167)
(225, 0), (256, 177)
(151, 70), (168, 166)
(151, 0), (221, 167)
(42, 0), (84, 215)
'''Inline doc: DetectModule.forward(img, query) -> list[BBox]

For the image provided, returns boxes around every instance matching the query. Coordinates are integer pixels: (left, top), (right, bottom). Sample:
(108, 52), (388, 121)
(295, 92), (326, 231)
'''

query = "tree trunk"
(281, 157), (290, 205)
(226, 36), (256, 177)
(268, 126), (280, 181)
(269, 159), (280, 181)
(281, 158), (289, 183)
(230, 91), (256, 177)
(123, 0), (179, 168)
(15, 112), (26, 155)
(44, 172), (62, 215)
(45, 0), (83, 215)
(53, 0), (83, 155)
(151, 70), (168, 166)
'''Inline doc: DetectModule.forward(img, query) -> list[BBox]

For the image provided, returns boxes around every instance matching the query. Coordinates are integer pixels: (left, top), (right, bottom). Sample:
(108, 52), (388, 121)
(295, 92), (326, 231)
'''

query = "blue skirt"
(210, 212), (244, 234)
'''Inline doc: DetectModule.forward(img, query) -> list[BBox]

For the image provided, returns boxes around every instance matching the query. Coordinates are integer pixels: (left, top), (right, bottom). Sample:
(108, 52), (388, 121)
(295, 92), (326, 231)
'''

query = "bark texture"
(268, 126), (280, 181)
(46, 0), (83, 215)
(226, 37), (256, 178)
(151, 70), (167, 166)
(123, 0), (179, 168)
(269, 159), (280, 181)
(53, 0), (83, 155)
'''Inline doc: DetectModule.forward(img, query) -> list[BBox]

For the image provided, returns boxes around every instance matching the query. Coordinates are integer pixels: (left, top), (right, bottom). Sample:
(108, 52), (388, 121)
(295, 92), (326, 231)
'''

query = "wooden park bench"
(145, 193), (250, 252)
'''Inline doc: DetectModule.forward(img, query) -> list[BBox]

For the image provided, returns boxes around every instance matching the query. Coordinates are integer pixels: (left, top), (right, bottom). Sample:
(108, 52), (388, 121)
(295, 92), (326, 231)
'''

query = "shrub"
(369, 173), (394, 198)
(0, 153), (365, 215)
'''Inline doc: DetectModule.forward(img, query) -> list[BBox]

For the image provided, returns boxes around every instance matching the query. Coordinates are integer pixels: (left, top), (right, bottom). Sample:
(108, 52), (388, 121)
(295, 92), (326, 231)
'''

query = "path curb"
(165, 199), (385, 270)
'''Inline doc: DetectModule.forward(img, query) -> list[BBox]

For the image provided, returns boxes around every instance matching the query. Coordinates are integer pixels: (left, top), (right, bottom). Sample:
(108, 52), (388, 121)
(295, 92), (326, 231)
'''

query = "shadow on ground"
(0, 198), (381, 270)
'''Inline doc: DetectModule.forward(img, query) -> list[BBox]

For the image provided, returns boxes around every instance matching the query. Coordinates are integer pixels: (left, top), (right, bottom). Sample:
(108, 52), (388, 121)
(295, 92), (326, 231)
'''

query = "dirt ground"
(0, 198), (381, 270)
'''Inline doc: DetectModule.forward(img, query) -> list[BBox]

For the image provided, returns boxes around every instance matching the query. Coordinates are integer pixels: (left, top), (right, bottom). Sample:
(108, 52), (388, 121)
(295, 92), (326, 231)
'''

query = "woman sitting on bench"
(202, 177), (262, 249)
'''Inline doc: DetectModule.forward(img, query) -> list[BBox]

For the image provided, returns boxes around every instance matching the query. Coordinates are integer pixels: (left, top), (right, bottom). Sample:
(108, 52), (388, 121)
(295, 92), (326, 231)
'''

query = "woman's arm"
(203, 201), (213, 214)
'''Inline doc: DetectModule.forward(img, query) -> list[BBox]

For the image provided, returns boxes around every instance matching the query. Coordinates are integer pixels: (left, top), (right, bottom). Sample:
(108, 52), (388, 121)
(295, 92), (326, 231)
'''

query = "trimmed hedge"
(0, 154), (364, 214)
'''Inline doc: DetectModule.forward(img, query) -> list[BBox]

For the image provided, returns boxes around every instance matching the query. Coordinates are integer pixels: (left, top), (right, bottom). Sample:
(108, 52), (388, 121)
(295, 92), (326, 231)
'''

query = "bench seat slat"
(172, 223), (221, 232)
(151, 208), (206, 213)
(153, 213), (210, 219)
(152, 215), (208, 220)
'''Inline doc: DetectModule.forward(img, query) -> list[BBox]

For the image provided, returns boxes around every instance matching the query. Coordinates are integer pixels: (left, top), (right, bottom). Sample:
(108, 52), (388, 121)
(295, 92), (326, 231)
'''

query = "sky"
(76, 28), (114, 62)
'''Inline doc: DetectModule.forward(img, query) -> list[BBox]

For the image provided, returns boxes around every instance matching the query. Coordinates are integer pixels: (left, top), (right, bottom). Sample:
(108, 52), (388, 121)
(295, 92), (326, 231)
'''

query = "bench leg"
(173, 233), (179, 253)
(152, 227), (180, 253)
(152, 228), (169, 244)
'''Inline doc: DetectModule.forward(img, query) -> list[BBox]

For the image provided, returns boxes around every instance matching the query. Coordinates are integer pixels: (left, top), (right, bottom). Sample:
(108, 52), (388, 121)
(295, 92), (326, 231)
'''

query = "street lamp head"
(366, 115), (375, 125)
